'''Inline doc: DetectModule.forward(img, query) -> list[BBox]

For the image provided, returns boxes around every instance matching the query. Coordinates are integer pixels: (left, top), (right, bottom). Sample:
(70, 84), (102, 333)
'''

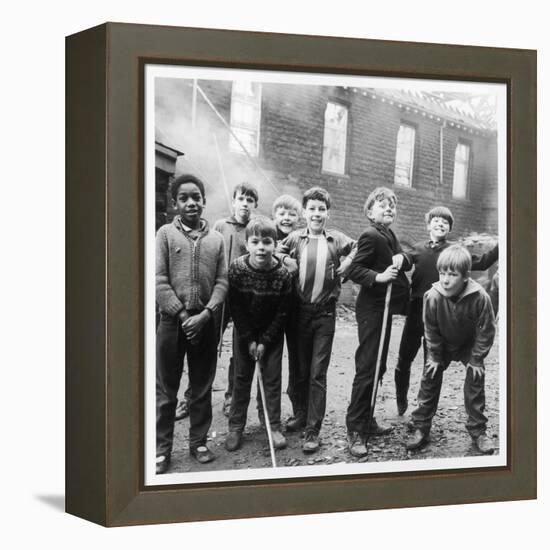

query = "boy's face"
(439, 268), (469, 297)
(304, 199), (329, 235)
(368, 197), (396, 226)
(246, 234), (275, 269)
(173, 182), (204, 228)
(273, 207), (299, 236)
(232, 192), (257, 224)
(428, 216), (451, 242)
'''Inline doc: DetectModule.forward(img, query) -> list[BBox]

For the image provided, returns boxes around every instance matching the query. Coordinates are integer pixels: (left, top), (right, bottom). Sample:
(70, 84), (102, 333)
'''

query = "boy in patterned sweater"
(224, 216), (293, 452)
(155, 174), (227, 473)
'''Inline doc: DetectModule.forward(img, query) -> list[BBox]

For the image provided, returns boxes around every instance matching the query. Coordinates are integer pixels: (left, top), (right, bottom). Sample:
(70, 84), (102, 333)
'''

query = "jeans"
(294, 301), (336, 435)
(346, 309), (393, 435)
(411, 360), (488, 438)
(228, 330), (284, 432)
(395, 298), (424, 394)
(156, 313), (217, 457)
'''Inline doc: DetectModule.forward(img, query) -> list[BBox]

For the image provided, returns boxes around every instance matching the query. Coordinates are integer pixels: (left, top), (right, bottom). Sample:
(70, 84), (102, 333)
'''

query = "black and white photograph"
(145, 65), (507, 486)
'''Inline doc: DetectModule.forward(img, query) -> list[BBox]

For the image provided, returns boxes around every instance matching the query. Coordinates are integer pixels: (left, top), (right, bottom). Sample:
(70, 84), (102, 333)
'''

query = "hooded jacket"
(423, 278), (496, 367)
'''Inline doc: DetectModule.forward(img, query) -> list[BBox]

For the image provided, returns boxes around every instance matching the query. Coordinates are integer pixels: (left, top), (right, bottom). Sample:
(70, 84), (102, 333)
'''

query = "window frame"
(452, 139), (472, 200)
(321, 99), (350, 176)
(393, 121), (417, 188)
(229, 81), (262, 157)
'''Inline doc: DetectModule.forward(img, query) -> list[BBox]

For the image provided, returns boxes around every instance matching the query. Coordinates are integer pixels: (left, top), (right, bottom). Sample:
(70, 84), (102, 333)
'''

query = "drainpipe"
(440, 119), (447, 187)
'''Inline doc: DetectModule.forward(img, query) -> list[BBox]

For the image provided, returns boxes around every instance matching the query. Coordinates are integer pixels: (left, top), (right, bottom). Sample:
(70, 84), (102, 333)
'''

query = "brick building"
(155, 78), (499, 302)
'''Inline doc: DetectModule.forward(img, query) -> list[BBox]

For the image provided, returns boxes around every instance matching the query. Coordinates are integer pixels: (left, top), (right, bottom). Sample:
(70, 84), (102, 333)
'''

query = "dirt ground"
(168, 306), (500, 474)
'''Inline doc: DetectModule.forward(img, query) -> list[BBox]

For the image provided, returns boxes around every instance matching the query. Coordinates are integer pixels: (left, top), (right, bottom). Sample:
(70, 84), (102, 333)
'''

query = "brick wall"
(156, 79), (498, 304)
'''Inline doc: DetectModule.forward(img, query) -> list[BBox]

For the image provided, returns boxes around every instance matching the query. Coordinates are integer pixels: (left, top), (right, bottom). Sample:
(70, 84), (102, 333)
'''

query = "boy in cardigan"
(224, 216), (293, 452)
(155, 174), (227, 473)
(406, 244), (496, 454)
(345, 187), (412, 458)
(394, 206), (498, 415)
(277, 187), (356, 453)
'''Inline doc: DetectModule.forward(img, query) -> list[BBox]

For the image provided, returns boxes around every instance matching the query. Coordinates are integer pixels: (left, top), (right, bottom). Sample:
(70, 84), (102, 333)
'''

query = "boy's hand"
(392, 254), (404, 270)
(256, 343), (266, 361)
(248, 341), (258, 360)
(375, 264), (399, 283)
(178, 309), (190, 325)
(283, 257), (298, 274)
(182, 310), (210, 344)
(467, 362), (485, 381)
(336, 256), (352, 276)
(425, 360), (440, 379)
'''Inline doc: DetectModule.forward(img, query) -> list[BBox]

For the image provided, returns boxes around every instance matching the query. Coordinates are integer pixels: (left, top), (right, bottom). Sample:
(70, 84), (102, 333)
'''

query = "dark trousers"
(395, 298), (424, 394)
(293, 302), (336, 435)
(283, 307), (301, 416)
(411, 361), (488, 438)
(228, 331), (284, 432)
(346, 309), (393, 435)
(156, 313), (217, 457)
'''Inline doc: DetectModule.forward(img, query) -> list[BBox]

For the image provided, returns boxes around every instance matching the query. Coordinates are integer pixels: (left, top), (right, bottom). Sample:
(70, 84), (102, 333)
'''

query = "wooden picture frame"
(66, 22), (536, 526)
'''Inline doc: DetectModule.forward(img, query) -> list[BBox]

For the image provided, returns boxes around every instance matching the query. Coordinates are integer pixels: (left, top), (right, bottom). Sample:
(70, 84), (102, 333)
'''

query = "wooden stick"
(256, 360), (277, 468)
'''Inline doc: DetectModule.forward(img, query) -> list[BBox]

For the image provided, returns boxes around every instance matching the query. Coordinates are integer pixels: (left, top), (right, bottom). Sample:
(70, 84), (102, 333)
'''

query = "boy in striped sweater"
(278, 187), (356, 454)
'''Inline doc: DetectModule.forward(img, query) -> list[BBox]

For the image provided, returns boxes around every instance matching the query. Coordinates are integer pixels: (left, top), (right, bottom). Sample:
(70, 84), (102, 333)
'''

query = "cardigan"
(155, 217), (228, 316)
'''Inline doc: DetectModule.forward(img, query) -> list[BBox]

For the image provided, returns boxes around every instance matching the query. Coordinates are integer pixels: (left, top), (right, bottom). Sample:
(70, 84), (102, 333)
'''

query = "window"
(322, 101), (348, 175)
(452, 141), (471, 199)
(394, 123), (416, 187)
(229, 81), (262, 156)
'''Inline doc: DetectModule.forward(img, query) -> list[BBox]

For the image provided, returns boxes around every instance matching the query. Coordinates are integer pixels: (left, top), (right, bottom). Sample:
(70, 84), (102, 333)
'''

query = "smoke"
(155, 77), (307, 225)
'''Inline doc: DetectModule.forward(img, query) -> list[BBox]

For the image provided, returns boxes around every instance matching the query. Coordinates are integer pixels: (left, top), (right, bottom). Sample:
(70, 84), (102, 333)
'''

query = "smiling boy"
(344, 187), (411, 458)
(155, 174), (227, 473)
(277, 187), (356, 453)
(394, 206), (498, 416)
(406, 244), (496, 454)
(224, 216), (293, 452)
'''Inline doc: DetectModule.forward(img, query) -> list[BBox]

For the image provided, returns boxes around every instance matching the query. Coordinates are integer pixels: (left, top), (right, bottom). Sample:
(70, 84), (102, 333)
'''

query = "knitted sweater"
(228, 255), (292, 347)
(156, 217), (228, 316)
(423, 279), (496, 367)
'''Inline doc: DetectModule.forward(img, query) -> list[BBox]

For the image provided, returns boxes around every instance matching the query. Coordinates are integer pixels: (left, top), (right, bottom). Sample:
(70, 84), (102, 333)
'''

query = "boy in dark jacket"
(406, 244), (496, 454)
(345, 187), (412, 458)
(224, 216), (293, 452)
(394, 206), (498, 415)
(155, 174), (227, 473)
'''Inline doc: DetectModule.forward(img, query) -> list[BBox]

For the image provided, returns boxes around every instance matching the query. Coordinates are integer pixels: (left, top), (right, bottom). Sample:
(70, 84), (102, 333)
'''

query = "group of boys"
(155, 173), (498, 475)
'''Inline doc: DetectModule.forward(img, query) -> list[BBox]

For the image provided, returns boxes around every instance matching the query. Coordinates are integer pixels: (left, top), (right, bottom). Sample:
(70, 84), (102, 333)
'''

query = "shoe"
(223, 397), (232, 417)
(271, 430), (287, 450)
(156, 454), (170, 474)
(347, 431), (368, 458)
(225, 431), (243, 452)
(286, 413), (306, 432)
(366, 418), (393, 436)
(190, 445), (215, 464)
(473, 433), (495, 455)
(302, 432), (320, 454)
(406, 429), (428, 451)
(175, 399), (189, 420)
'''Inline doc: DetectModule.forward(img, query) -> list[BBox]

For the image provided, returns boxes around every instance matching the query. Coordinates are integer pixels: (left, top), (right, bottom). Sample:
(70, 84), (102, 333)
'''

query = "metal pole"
(213, 133), (232, 212)
(256, 360), (277, 468)
(191, 79), (198, 128)
(196, 83), (279, 194)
